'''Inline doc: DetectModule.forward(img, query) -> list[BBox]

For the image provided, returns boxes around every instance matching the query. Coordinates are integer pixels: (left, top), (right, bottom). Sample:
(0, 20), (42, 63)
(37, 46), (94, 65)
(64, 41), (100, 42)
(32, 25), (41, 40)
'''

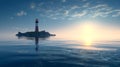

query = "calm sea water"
(0, 36), (120, 67)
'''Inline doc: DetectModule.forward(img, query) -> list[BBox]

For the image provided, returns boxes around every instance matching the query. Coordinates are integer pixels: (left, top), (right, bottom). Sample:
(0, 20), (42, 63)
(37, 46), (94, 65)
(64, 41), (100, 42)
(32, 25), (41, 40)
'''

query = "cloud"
(17, 11), (27, 16)
(92, 10), (113, 18)
(71, 5), (80, 10)
(30, 3), (36, 9)
(89, 4), (114, 18)
(92, 12), (105, 18)
(69, 4), (116, 18)
(72, 11), (87, 17)
(83, 3), (89, 8)
(112, 10), (120, 17)
(64, 10), (69, 16)
(112, 12), (120, 17)
(62, 0), (66, 2)
(91, 4), (108, 9)
(29, 1), (120, 20)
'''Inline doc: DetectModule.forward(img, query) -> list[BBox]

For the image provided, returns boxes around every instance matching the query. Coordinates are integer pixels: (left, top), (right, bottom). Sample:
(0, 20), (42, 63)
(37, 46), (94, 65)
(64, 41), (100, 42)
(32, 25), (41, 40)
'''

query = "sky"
(0, 0), (120, 41)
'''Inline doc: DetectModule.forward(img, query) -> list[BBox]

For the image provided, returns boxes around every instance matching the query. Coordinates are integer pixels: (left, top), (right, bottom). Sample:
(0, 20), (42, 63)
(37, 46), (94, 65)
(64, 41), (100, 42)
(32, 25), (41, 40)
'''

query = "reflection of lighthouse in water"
(35, 36), (39, 52)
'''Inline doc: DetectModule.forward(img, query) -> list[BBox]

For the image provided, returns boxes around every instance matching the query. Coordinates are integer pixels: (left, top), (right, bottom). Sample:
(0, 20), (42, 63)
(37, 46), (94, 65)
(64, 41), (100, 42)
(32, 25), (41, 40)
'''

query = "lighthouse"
(35, 19), (39, 33)
(16, 19), (56, 38)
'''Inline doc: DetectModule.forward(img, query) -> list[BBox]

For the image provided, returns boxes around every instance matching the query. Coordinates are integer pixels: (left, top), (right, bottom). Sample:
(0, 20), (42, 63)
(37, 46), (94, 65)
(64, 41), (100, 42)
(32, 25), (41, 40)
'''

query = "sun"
(81, 22), (97, 46)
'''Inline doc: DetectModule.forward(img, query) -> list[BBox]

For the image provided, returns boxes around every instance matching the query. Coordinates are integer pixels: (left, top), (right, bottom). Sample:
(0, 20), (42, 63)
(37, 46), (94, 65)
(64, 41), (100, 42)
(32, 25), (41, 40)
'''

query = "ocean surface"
(0, 36), (120, 67)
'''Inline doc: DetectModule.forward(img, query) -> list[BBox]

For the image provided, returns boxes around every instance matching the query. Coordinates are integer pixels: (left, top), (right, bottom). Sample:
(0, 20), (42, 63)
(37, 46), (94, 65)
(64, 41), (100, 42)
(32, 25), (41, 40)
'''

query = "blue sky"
(0, 0), (120, 34)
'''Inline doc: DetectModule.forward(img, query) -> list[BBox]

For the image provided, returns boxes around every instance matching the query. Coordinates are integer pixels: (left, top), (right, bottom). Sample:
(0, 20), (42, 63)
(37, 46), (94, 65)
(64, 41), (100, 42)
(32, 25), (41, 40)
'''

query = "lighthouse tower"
(35, 19), (39, 32)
